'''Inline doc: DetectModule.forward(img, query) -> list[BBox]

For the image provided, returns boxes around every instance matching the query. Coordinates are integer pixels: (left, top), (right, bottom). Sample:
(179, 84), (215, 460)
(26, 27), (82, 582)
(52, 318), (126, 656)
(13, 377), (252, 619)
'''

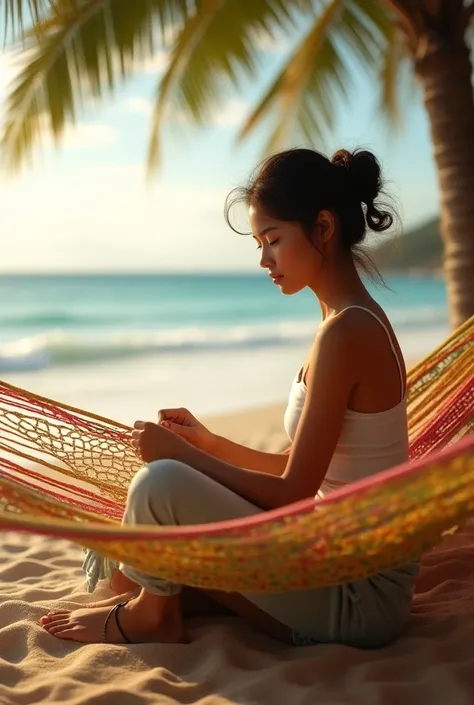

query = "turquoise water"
(0, 273), (448, 373)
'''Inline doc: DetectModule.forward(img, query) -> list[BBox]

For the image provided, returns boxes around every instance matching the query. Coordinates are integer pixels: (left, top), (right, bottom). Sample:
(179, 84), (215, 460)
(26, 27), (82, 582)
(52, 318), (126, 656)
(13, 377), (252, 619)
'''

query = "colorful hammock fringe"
(0, 315), (473, 593)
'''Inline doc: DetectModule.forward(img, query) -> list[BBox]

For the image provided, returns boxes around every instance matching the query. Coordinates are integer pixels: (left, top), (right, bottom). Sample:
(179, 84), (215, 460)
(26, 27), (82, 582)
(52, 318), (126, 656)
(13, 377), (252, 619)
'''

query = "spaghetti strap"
(339, 306), (406, 401)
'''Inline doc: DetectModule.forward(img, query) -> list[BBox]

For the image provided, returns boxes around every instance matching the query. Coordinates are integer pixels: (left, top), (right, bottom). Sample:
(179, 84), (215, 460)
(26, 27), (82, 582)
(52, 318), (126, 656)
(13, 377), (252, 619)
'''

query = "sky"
(0, 14), (440, 274)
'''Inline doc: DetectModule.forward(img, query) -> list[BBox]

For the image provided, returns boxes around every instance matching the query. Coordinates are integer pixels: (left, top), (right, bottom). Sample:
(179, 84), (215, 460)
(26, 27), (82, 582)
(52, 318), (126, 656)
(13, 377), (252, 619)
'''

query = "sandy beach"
(1, 400), (474, 705)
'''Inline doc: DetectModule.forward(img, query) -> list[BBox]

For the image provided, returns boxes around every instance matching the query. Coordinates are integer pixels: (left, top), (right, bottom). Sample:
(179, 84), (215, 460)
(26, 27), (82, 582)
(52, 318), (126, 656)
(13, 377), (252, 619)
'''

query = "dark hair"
(224, 147), (397, 285)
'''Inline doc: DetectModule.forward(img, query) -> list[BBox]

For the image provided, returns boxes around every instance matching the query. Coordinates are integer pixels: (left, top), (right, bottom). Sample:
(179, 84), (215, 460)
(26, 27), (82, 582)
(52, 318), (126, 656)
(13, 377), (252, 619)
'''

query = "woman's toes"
(48, 621), (75, 635)
(44, 619), (71, 634)
(46, 624), (77, 639)
(40, 614), (70, 624)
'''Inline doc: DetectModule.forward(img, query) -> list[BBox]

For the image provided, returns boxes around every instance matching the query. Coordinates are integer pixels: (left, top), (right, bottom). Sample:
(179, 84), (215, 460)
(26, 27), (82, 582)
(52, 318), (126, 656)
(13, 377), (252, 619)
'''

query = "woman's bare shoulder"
(315, 306), (399, 367)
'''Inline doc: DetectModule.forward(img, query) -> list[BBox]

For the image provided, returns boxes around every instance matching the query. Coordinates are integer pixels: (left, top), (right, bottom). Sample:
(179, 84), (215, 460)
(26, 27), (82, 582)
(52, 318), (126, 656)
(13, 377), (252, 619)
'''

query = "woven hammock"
(0, 315), (473, 594)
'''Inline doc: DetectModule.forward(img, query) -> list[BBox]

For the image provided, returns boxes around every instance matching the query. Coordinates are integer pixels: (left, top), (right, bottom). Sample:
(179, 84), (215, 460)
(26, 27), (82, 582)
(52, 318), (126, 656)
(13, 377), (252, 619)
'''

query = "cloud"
(163, 99), (250, 128)
(1, 115), (118, 155)
(124, 94), (250, 128)
(125, 97), (153, 116)
(60, 123), (118, 150)
(211, 100), (250, 127)
(137, 50), (169, 75)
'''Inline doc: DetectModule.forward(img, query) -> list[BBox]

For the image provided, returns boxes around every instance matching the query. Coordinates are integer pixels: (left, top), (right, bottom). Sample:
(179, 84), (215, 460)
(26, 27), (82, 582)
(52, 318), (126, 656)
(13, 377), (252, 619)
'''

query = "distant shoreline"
(0, 269), (445, 279)
(380, 267), (444, 278)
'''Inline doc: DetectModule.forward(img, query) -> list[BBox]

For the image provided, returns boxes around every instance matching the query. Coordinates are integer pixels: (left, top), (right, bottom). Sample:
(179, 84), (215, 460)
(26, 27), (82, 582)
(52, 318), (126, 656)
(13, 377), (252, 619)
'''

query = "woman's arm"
(208, 435), (289, 475)
(170, 321), (355, 509)
(157, 407), (289, 475)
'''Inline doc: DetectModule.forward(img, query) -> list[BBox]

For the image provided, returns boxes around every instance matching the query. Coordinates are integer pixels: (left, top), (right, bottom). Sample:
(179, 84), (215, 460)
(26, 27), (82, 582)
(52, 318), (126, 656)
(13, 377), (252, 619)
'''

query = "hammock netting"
(0, 315), (473, 593)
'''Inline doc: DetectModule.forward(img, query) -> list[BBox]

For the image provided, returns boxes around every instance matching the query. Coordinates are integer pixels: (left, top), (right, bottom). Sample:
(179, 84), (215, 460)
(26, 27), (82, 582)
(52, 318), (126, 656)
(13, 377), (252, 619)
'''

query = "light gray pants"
(115, 459), (419, 648)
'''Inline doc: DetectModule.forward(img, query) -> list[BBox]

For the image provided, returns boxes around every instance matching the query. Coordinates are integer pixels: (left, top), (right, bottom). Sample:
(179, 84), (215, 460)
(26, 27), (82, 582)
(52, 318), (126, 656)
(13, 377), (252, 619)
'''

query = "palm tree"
(1, 1), (473, 327)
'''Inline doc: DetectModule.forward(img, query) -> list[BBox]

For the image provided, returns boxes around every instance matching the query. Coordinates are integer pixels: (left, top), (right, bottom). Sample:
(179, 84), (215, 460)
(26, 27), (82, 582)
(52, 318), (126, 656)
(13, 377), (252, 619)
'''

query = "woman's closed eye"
(255, 239), (279, 250)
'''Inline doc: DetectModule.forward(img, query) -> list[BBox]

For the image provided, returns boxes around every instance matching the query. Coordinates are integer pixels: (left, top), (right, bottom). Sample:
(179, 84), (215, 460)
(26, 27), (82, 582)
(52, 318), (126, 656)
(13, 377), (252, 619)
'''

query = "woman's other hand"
(157, 407), (216, 453)
(131, 420), (186, 463)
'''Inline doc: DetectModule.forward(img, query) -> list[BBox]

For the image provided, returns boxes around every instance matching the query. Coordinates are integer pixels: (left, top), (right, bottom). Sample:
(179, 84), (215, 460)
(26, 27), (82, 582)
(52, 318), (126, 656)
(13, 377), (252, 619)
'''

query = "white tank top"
(283, 306), (409, 498)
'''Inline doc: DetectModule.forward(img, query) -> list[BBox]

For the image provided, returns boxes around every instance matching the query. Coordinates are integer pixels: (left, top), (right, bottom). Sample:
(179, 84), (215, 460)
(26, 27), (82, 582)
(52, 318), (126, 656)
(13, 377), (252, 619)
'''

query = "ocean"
(0, 273), (449, 423)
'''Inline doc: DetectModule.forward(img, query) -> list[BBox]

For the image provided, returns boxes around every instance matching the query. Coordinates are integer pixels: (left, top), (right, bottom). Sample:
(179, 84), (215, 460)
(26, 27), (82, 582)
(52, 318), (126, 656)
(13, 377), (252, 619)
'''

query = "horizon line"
(0, 270), (266, 277)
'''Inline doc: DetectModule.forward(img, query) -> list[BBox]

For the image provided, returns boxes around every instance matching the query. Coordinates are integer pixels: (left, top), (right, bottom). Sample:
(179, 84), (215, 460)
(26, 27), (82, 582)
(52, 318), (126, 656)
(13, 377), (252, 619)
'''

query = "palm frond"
(378, 19), (408, 126)
(1, 0), (53, 42)
(239, 0), (345, 152)
(146, 0), (317, 172)
(238, 0), (392, 154)
(1, 0), (191, 172)
(147, 0), (223, 171)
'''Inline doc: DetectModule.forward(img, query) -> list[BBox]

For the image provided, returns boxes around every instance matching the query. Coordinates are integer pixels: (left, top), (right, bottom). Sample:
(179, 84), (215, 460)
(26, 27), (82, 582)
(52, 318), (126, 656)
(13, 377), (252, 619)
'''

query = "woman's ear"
(315, 210), (337, 243)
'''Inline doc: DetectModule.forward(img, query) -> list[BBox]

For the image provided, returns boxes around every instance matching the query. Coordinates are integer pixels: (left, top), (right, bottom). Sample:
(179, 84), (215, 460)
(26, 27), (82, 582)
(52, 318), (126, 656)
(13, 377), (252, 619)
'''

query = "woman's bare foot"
(40, 593), (187, 644)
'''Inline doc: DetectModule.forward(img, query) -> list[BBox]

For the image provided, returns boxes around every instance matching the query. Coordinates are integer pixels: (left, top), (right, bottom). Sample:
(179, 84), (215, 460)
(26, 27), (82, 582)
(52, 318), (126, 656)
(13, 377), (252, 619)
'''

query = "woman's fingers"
(131, 431), (140, 452)
(158, 408), (192, 425)
(159, 420), (189, 438)
(131, 422), (148, 453)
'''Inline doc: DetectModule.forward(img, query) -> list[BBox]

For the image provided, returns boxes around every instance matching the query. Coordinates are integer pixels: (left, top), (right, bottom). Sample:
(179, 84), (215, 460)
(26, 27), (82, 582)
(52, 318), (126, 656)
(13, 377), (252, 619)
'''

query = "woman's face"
(249, 203), (323, 295)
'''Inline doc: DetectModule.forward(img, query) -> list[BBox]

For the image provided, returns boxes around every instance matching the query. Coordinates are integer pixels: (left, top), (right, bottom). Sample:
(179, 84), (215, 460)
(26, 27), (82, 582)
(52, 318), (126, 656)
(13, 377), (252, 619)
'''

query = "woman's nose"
(259, 247), (274, 269)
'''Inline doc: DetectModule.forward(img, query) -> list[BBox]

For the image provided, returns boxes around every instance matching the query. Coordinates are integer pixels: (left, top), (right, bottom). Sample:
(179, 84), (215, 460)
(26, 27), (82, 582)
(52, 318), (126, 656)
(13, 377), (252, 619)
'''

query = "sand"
(1, 403), (474, 704)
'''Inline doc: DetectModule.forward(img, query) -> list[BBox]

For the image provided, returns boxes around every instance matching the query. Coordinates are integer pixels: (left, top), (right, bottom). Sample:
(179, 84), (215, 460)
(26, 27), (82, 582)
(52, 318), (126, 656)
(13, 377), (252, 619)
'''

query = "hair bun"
(331, 148), (393, 233)
(331, 148), (381, 206)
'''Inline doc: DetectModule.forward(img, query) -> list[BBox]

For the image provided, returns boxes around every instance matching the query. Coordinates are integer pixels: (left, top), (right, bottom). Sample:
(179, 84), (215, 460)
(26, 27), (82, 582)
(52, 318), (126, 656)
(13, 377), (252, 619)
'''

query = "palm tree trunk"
(414, 36), (474, 328)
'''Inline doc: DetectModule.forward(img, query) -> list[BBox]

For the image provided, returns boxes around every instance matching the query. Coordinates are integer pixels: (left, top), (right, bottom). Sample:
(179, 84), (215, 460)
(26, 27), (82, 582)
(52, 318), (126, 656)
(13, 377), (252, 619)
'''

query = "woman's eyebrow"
(255, 226), (278, 239)
(261, 226), (278, 236)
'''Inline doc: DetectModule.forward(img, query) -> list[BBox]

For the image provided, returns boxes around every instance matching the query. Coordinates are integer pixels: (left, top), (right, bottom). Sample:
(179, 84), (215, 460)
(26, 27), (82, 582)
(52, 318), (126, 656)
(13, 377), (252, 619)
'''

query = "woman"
(41, 147), (419, 647)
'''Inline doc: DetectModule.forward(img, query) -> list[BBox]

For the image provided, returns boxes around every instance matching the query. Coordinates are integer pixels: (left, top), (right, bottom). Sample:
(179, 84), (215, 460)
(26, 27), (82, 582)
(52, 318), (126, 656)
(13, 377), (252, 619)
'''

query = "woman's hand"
(131, 420), (187, 463)
(157, 407), (216, 453)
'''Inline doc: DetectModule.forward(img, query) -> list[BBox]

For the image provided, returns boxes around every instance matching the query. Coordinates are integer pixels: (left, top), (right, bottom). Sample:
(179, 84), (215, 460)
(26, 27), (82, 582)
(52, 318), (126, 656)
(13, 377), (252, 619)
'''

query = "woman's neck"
(311, 258), (371, 320)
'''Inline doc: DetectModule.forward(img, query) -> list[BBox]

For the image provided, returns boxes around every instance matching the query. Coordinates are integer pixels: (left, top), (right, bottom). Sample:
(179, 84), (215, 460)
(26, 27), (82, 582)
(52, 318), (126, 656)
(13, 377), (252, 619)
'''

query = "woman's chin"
(278, 279), (300, 296)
